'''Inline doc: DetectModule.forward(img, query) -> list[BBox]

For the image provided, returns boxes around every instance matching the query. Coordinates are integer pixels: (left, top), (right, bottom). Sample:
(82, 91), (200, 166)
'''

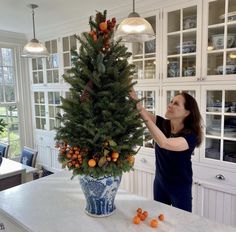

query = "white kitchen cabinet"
(192, 178), (236, 227)
(132, 0), (236, 227)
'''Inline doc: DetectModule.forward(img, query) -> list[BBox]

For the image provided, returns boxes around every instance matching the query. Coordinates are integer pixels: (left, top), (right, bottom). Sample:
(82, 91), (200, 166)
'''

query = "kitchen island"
(0, 170), (235, 232)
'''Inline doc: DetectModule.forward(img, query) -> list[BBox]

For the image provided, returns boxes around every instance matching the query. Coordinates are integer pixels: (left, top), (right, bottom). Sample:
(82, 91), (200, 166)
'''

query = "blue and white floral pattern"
(79, 175), (122, 217)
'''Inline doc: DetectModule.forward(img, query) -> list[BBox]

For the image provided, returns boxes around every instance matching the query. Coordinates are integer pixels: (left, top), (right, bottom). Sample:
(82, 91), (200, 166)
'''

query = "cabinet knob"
(140, 158), (147, 163)
(215, 174), (225, 180)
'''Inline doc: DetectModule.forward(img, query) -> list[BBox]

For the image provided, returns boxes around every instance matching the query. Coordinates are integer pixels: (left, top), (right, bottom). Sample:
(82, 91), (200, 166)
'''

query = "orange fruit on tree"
(150, 219), (158, 228)
(127, 155), (135, 165)
(111, 151), (119, 160)
(88, 159), (96, 167)
(133, 216), (141, 224)
(99, 22), (107, 31)
(66, 153), (72, 159)
(158, 214), (165, 221)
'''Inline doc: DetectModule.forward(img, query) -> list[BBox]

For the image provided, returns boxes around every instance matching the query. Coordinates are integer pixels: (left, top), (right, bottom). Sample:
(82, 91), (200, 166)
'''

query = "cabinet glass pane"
(39, 92), (45, 103)
(207, 53), (223, 75)
(205, 138), (221, 160)
(47, 70), (53, 83)
(144, 91), (155, 112)
(33, 72), (38, 83)
(38, 71), (43, 83)
(63, 53), (70, 67)
(32, 59), (37, 70)
(206, 115), (222, 136)
(183, 56), (196, 76)
(70, 36), (77, 50)
(51, 40), (57, 53)
(168, 34), (180, 55)
(145, 16), (156, 55)
(53, 70), (59, 82)
(206, 90), (222, 112)
(52, 54), (59, 68)
(133, 61), (143, 79)
(208, 0), (225, 25)
(145, 39), (155, 54)
(40, 106), (45, 116)
(144, 60), (155, 79)
(183, 6), (197, 30)
(35, 105), (40, 116)
(132, 43), (143, 56)
(62, 37), (69, 52)
(224, 116), (236, 137)
(167, 58), (180, 78)
(41, 118), (46, 130)
(168, 10), (180, 33)
(223, 140), (236, 163)
(49, 106), (54, 117)
(36, 118), (41, 129)
(37, 58), (43, 69)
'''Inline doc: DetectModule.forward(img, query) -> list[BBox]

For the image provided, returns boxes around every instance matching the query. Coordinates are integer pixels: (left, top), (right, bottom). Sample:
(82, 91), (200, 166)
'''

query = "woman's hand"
(130, 87), (138, 101)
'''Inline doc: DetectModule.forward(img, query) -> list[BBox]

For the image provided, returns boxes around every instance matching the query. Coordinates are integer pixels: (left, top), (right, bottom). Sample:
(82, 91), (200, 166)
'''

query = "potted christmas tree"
(55, 10), (144, 217)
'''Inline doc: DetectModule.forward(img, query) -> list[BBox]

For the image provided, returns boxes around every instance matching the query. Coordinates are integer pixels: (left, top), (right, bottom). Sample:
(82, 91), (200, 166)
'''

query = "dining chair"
(20, 146), (38, 167)
(0, 141), (10, 158)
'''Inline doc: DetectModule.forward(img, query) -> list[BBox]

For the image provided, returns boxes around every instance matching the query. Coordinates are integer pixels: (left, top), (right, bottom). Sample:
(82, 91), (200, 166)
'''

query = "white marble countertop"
(0, 171), (235, 232)
(0, 158), (27, 180)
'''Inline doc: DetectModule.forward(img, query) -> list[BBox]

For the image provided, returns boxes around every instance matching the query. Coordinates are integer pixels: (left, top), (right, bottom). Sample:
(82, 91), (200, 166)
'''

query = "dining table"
(0, 170), (235, 232)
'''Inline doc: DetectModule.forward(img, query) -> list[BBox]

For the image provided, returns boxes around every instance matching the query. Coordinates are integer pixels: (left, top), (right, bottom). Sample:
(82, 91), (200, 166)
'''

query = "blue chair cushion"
(20, 150), (34, 166)
(0, 145), (6, 157)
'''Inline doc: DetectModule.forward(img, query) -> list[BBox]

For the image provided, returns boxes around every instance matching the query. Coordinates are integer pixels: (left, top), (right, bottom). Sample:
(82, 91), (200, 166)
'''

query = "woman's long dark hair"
(179, 92), (203, 147)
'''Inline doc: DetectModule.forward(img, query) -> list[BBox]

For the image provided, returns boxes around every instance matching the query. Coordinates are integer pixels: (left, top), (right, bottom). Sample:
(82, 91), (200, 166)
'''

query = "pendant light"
(115, 0), (155, 42)
(21, 4), (49, 58)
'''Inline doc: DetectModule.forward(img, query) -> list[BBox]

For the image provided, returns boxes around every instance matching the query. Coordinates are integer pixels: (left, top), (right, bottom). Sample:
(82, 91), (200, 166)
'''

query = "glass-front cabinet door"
(132, 16), (157, 81)
(62, 35), (77, 75)
(45, 39), (60, 84)
(203, 0), (236, 78)
(163, 0), (202, 81)
(33, 91), (61, 131)
(202, 86), (236, 166)
(134, 88), (157, 149)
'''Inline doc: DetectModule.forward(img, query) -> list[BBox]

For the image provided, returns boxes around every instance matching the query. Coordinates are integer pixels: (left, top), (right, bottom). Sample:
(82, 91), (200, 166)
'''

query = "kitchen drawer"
(0, 211), (28, 232)
(134, 153), (155, 174)
(193, 163), (236, 190)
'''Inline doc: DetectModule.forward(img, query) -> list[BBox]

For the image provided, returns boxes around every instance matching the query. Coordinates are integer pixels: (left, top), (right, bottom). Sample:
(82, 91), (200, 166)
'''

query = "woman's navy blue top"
(155, 116), (197, 186)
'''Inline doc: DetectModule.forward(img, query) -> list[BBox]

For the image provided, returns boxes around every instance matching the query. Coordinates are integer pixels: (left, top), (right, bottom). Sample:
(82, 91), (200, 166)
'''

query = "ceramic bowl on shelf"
(183, 66), (195, 76)
(219, 11), (236, 22)
(183, 15), (196, 29)
(211, 34), (236, 49)
(168, 61), (179, 77)
(216, 65), (236, 74)
(176, 44), (196, 53)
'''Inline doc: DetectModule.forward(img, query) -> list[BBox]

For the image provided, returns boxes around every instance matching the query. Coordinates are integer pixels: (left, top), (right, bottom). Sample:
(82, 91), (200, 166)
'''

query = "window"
(0, 47), (21, 158)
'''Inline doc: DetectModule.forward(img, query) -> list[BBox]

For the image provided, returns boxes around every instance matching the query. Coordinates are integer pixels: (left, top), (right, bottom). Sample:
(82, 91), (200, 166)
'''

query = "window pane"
(2, 48), (13, 66)
(5, 85), (15, 102)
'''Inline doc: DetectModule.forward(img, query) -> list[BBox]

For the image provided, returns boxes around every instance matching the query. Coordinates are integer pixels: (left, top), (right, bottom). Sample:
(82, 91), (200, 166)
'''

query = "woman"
(131, 89), (203, 212)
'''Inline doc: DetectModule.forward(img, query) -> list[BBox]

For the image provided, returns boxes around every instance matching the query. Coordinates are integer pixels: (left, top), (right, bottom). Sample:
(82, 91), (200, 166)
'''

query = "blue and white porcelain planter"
(79, 174), (122, 217)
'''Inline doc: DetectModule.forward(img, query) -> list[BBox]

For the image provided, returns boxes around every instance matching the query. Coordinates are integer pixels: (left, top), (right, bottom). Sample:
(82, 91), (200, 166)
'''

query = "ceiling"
(0, 0), (133, 37)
